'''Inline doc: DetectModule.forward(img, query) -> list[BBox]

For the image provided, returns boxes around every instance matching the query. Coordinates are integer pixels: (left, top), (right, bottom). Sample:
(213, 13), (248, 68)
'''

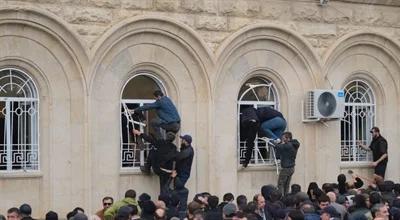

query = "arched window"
(0, 68), (39, 171)
(120, 74), (166, 169)
(237, 77), (279, 166)
(341, 80), (375, 162)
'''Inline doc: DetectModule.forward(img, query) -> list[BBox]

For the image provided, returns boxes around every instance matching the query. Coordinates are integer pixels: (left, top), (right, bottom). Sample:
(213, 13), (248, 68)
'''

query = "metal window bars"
(0, 68), (39, 171)
(341, 80), (375, 162)
(237, 80), (280, 167)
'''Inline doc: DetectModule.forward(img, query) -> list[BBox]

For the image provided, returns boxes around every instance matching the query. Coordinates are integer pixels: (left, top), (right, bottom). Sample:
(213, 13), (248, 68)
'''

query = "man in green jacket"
(104, 189), (140, 220)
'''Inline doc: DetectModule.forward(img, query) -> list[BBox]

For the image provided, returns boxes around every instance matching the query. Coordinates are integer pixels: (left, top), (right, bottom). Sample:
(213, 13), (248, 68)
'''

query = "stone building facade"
(0, 0), (400, 217)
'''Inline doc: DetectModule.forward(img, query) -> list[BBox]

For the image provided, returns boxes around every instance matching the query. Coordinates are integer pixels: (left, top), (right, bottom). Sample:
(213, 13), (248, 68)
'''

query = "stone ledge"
(334, 0), (400, 7)
(340, 162), (372, 169)
(120, 169), (145, 175)
(237, 165), (279, 172)
(0, 171), (43, 179)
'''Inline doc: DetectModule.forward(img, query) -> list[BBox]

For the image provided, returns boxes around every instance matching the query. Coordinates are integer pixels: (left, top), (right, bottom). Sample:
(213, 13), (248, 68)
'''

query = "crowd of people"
(2, 175), (400, 220)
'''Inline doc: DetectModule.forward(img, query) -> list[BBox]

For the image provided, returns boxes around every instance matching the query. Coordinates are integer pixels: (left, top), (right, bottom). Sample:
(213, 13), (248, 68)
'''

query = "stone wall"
(2, 0), (399, 53)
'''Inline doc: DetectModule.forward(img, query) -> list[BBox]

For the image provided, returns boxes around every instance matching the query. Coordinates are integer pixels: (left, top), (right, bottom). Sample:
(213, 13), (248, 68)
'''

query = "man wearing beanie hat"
(172, 134), (194, 218)
(19, 204), (34, 220)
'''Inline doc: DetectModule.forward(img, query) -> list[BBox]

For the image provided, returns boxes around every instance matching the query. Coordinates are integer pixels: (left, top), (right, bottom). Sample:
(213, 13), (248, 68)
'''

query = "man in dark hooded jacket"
(275, 131), (300, 196)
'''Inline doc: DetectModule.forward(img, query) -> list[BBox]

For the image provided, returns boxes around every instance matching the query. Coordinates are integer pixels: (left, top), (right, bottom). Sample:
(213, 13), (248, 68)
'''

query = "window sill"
(237, 164), (279, 172)
(0, 171), (42, 179)
(120, 169), (144, 176)
(340, 162), (372, 169)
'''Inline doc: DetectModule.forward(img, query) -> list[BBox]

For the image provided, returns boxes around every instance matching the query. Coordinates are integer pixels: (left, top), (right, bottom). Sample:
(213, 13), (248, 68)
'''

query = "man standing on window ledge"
(358, 126), (388, 181)
(275, 131), (300, 196)
(134, 90), (180, 139)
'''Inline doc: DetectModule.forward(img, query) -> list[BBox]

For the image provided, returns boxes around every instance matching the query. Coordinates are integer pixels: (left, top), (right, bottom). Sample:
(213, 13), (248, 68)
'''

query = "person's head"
(236, 195), (248, 211)
(154, 200), (166, 210)
(223, 193), (235, 202)
(326, 192), (337, 203)
(287, 210), (304, 220)
(253, 194), (265, 209)
(116, 206), (132, 220)
(180, 134), (192, 146)
(281, 131), (292, 143)
(322, 183), (334, 193)
(307, 182), (319, 199)
(73, 207), (84, 214)
(223, 203), (237, 219)
(71, 213), (87, 220)
(125, 189), (137, 199)
(370, 127), (381, 138)
(353, 194), (368, 209)
(154, 208), (166, 220)
(153, 90), (164, 99)
(187, 201), (202, 218)
(193, 209), (204, 220)
(291, 184), (301, 194)
(371, 203), (389, 220)
(45, 211), (58, 220)
(300, 202), (316, 214)
(19, 204), (32, 217)
(7, 208), (21, 220)
(208, 195), (219, 209)
(318, 195), (331, 210)
(102, 196), (114, 210)
(270, 189), (282, 202)
(142, 200), (156, 215)
(127, 205), (139, 217)
(370, 192), (382, 206)
(320, 206), (340, 220)
(243, 202), (257, 214)
(283, 195), (298, 208)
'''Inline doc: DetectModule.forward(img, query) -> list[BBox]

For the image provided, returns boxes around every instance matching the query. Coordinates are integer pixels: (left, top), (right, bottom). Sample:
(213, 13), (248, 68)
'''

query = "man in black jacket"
(358, 126), (388, 181)
(132, 129), (177, 194)
(275, 131), (300, 196)
(240, 107), (286, 168)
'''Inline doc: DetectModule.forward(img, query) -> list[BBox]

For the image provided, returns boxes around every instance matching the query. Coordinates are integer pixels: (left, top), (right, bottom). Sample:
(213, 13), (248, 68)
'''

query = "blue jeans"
(260, 117), (286, 140)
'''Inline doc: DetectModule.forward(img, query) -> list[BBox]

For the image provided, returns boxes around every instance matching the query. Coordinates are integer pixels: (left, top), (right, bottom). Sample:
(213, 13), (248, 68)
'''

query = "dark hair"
(66, 211), (76, 220)
(307, 182), (319, 199)
(282, 131), (292, 140)
(353, 194), (368, 209)
(270, 189), (282, 202)
(236, 195), (248, 211)
(371, 203), (385, 218)
(7, 208), (20, 216)
(103, 196), (114, 203)
(73, 207), (85, 213)
(371, 126), (380, 133)
(318, 194), (330, 204)
(243, 202), (257, 214)
(283, 195), (298, 208)
(322, 183), (334, 193)
(125, 189), (137, 199)
(394, 184), (400, 195)
(187, 201), (202, 215)
(369, 192), (382, 205)
(208, 196), (219, 209)
(153, 90), (164, 97)
(291, 184), (301, 194)
(288, 210), (304, 220)
(19, 204), (32, 216)
(223, 193), (234, 202)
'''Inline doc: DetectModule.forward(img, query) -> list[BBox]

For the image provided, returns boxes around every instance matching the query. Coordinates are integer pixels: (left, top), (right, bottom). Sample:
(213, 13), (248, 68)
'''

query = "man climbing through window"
(134, 90), (180, 139)
(240, 106), (286, 168)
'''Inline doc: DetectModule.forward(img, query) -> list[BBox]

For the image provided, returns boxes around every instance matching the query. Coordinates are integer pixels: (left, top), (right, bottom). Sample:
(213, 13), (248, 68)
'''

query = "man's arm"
(176, 147), (193, 161)
(132, 129), (156, 144)
(135, 100), (160, 112)
(357, 141), (370, 151)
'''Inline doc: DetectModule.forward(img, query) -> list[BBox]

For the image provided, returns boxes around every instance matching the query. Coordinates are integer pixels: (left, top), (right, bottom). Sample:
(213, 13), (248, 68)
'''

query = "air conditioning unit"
(304, 90), (345, 119)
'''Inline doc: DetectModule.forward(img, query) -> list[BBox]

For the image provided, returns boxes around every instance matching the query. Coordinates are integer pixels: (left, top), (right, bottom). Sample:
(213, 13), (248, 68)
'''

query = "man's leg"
(260, 117), (285, 140)
(161, 122), (180, 134)
(244, 123), (258, 167)
(272, 118), (287, 140)
(277, 168), (289, 195)
(284, 167), (295, 196)
(150, 118), (163, 139)
(159, 172), (171, 195)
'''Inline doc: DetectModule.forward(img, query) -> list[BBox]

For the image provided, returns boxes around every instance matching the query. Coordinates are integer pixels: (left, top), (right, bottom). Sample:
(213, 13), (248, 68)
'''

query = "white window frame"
(0, 68), (39, 172)
(120, 73), (166, 170)
(237, 80), (280, 167)
(341, 80), (375, 163)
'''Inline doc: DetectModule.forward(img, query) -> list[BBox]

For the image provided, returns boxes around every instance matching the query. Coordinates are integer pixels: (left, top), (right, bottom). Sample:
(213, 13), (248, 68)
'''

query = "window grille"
(341, 80), (374, 162)
(237, 77), (279, 166)
(0, 68), (39, 171)
(120, 74), (165, 169)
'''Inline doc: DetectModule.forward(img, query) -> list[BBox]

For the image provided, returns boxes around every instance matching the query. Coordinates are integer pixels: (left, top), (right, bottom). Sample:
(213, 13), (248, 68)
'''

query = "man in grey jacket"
(275, 131), (300, 196)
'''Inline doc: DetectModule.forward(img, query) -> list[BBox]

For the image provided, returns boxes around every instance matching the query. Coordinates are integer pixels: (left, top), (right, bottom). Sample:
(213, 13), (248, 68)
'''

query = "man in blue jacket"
(134, 90), (180, 139)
